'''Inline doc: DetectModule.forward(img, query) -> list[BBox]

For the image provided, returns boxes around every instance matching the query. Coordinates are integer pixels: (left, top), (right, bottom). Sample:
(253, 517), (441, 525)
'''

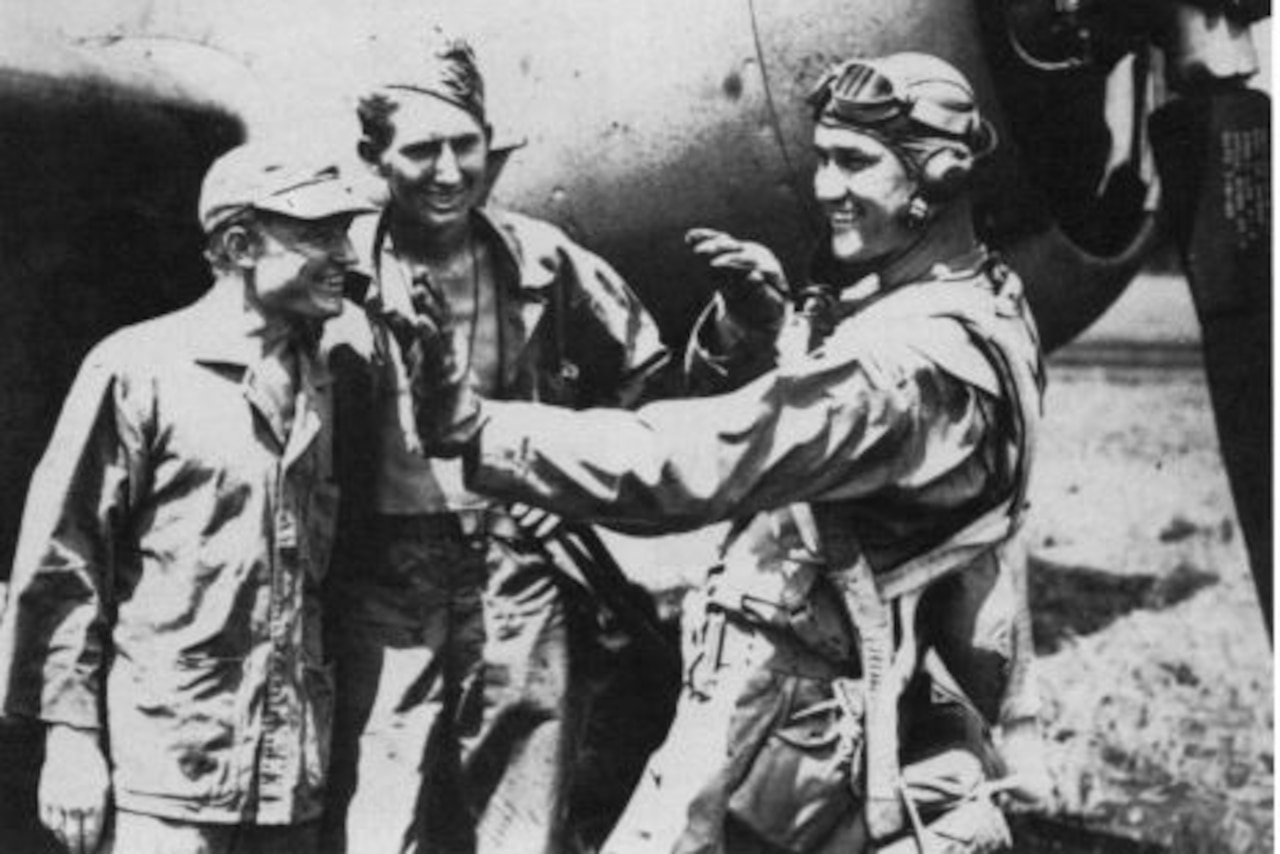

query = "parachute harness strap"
(791, 503), (918, 841)
(783, 264), (1040, 843)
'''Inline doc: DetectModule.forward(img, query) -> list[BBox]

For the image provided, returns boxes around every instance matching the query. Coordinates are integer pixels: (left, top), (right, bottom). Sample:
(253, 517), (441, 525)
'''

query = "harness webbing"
(790, 266), (1043, 841)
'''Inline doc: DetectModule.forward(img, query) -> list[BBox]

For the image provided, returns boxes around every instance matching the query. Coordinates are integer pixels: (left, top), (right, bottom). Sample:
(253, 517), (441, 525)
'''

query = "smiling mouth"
(423, 188), (468, 210)
(827, 208), (861, 229)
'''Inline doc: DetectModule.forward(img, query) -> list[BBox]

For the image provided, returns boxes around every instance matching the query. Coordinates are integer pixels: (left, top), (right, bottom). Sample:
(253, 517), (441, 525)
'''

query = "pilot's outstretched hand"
(685, 227), (788, 327)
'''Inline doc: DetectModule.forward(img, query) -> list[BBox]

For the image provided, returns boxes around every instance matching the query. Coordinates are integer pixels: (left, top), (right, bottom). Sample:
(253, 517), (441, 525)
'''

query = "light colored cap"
(199, 140), (376, 233)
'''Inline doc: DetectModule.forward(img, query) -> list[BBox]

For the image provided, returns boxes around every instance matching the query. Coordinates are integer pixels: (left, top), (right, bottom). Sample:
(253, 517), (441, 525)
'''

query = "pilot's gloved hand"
(685, 227), (788, 330)
(376, 282), (485, 458)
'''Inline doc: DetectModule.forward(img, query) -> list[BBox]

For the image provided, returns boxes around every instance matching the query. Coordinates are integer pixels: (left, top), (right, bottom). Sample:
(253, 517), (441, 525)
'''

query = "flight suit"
(463, 251), (1043, 853)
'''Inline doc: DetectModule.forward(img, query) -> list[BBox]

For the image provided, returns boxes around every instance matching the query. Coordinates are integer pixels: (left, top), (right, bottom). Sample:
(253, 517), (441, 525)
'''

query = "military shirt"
(351, 207), (670, 516)
(0, 285), (338, 823)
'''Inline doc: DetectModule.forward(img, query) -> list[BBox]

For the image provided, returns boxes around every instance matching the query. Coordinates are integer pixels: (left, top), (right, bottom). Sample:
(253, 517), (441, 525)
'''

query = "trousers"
(323, 513), (574, 854)
(603, 592), (1006, 854)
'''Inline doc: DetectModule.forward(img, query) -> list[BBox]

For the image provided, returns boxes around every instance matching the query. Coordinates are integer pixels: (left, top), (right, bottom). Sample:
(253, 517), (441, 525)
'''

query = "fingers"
(408, 279), (452, 330)
(368, 277), (452, 352)
(683, 227), (725, 246)
(39, 800), (58, 846)
(509, 501), (538, 526)
(531, 514), (563, 540)
(41, 804), (102, 854)
(707, 252), (763, 273)
(509, 574), (557, 608)
(686, 229), (783, 283)
(378, 307), (421, 341)
(82, 800), (106, 854)
(685, 228), (744, 260)
(40, 726), (110, 854)
(376, 303), (451, 367)
(406, 273), (437, 316)
(509, 502), (564, 540)
(66, 809), (87, 854)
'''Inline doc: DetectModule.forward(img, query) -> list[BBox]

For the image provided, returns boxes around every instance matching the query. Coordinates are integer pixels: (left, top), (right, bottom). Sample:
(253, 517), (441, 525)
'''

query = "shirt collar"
(186, 285), (333, 387)
(365, 206), (540, 303)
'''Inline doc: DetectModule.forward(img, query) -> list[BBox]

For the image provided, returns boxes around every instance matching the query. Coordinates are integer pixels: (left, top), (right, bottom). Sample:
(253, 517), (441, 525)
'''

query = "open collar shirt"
(0, 285), (339, 823)
(350, 206), (669, 515)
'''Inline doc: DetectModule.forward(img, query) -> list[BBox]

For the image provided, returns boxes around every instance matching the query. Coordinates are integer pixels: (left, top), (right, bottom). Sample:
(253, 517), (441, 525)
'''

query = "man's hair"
(356, 93), (401, 165)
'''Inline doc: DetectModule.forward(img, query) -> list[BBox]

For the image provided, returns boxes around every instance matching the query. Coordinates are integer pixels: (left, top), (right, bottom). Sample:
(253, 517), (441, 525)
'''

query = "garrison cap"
(370, 31), (486, 126)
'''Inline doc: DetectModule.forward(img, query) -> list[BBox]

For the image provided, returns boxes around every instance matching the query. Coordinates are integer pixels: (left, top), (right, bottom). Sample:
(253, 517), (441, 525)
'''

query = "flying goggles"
(807, 56), (985, 144)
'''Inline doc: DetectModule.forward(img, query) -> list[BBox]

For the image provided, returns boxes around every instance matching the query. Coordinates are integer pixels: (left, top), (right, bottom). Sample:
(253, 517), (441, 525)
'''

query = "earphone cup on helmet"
(903, 196), (931, 229)
(918, 146), (973, 201)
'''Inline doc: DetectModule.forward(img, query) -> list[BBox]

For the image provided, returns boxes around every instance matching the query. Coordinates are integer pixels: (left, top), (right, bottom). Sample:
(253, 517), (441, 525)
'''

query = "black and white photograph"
(0, 1), (1271, 852)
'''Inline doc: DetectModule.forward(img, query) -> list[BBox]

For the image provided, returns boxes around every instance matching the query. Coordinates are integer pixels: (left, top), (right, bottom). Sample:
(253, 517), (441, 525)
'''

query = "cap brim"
(256, 180), (377, 221)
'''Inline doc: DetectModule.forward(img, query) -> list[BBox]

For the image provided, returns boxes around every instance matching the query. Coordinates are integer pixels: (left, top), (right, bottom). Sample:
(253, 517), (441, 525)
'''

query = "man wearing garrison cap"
(0, 139), (371, 854)
(318, 32), (735, 854)
(399, 51), (1049, 853)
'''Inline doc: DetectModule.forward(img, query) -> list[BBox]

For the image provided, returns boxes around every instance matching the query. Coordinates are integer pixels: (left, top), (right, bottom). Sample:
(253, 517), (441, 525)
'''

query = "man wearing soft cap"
(403, 51), (1047, 853)
(0, 139), (371, 854)
(318, 30), (711, 854)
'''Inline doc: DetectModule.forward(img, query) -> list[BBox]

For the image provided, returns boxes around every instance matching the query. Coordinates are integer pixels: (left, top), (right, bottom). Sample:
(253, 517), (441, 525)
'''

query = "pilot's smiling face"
(375, 95), (490, 232)
(812, 124), (918, 266)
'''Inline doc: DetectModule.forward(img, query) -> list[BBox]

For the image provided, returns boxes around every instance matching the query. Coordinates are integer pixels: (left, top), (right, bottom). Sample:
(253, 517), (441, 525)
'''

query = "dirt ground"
(1021, 362), (1273, 852)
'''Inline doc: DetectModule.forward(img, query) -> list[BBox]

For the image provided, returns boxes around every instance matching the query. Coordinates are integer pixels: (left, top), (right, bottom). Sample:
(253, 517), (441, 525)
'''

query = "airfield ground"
(1018, 361), (1272, 852)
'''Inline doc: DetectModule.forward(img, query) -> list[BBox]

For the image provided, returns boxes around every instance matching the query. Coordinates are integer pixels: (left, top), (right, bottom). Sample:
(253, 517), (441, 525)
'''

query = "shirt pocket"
(109, 654), (248, 808)
(727, 676), (860, 851)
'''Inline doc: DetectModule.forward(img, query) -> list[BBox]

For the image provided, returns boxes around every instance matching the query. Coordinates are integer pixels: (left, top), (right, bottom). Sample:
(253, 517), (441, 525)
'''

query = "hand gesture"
(685, 228), (789, 327)
(370, 275), (455, 377)
(40, 724), (111, 854)
(370, 276), (483, 457)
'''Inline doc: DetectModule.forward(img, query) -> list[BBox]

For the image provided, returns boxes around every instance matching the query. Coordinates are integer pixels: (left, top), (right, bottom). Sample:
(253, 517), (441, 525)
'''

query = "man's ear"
(222, 224), (260, 269)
